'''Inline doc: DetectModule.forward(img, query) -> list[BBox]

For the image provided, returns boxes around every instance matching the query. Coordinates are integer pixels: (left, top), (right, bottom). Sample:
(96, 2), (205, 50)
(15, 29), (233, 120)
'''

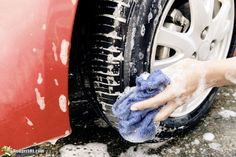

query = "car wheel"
(88, 0), (236, 140)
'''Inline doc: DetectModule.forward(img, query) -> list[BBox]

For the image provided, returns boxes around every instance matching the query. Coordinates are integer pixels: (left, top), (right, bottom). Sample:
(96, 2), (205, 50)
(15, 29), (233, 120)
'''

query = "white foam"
(35, 88), (45, 110)
(208, 143), (221, 151)
(148, 12), (153, 23)
(60, 39), (70, 65)
(25, 117), (34, 126)
(48, 139), (58, 145)
(203, 132), (215, 141)
(130, 27), (136, 52)
(54, 79), (59, 86)
(59, 95), (67, 112)
(222, 92), (230, 96)
(218, 109), (236, 119)
(59, 143), (110, 157)
(65, 130), (70, 136)
(139, 52), (144, 60)
(107, 52), (124, 62)
(37, 73), (43, 85)
(191, 139), (200, 145)
(52, 42), (58, 62)
(140, 72), (150, 80)
(141, 25), (145, 36)
(175, 148), (180, 154)
(163, 61), (208, 116)
(71, 0), (77, 5)
(233, 92), (236, 99)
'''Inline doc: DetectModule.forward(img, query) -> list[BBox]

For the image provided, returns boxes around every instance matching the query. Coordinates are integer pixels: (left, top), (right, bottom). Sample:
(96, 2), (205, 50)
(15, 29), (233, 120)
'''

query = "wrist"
(203, 59), (233, 88)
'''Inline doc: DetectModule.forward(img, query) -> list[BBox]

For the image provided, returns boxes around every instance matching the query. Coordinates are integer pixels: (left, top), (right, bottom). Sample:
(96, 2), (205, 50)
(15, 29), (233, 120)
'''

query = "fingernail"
(130, 105), (138, 111)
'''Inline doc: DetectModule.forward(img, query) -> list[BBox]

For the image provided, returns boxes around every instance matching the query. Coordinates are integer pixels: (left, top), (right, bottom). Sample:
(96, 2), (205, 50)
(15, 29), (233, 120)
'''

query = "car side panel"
(0, 0), (78, 150)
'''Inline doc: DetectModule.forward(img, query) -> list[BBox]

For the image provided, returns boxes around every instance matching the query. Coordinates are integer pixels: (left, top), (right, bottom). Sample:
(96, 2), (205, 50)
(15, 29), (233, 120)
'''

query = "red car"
(0, 0), (235, 152)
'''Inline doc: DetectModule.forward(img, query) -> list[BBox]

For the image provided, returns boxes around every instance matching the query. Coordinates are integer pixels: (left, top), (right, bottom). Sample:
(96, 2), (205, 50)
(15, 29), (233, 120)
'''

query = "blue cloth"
(112, 69), (170, 143)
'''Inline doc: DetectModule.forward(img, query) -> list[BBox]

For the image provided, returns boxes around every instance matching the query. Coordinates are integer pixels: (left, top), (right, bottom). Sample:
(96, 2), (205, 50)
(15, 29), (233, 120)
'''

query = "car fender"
(0, 0), (78, 151)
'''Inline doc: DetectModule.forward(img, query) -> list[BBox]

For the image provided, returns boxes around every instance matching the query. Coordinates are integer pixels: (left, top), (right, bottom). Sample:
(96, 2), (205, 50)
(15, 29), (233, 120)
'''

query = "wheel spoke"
(155, 27), (196, 57)
(151, 53), (184, 70)
(205, 0), (215, 19)
(189, 0), (211, 31)
(208, 0), (231, 41)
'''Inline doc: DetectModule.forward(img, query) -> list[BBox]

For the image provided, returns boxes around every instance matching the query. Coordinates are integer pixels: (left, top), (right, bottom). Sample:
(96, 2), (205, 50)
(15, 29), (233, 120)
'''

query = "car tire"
(87, 0), (236, 140)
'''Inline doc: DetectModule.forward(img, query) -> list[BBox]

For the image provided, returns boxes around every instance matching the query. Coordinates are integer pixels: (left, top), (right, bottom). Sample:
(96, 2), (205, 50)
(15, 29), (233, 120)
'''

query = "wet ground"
(23, 86), (236, 157)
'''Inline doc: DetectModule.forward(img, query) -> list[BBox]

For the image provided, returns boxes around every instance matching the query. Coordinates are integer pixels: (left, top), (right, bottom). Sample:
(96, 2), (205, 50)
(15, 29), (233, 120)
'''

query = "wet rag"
(112, 69), (170, 143)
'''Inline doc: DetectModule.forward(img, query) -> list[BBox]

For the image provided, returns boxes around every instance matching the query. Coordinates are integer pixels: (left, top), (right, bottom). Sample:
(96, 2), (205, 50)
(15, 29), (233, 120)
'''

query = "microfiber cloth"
(112, 69), (170, 143)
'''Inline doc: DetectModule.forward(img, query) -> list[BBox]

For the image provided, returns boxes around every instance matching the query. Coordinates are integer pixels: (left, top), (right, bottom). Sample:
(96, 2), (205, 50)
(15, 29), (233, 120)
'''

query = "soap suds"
(162, 61), (207, 115)
(37, 73), (43, 85)
(218, 109), (236, 119)
(35, 88), (45, 110)
(141, 25), (146, 36)
(175, 148), (180, 154)
(148, 12), (153, 23)
(139, 52), (144, 60)
(59, 95), (67, 112)
(48, 135), (70, 145)
(52, 42), (58, 62)
(25, 117), (34, 126)
(48, 139), (58, 145)
(65, 130), (70, 136)
(191, 139), (200, 145)
(208, 143), (221, 151)
(140, 72), (150, 80)
(203, 132), (215, 141)
(106, 76), (119, 85)
(60, 40), (70, 65)
(60, 143), (110, 157)
(54, 79), (59, 86)
(233, 92), (236, 99)
(71, 0), (77, 5)
(130, 27), (136, 52)
(222, 92), (230, 96)
(107, 52), (124, 62)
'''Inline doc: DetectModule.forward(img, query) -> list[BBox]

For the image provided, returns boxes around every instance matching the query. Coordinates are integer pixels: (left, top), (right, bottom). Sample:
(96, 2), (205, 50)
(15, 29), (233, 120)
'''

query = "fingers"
(154, 99), (184, 122)
(130, 85), (176, 111)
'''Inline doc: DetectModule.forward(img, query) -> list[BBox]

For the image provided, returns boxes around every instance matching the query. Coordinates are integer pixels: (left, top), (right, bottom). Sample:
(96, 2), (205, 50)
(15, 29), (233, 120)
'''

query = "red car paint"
(0, 0), (78, 151)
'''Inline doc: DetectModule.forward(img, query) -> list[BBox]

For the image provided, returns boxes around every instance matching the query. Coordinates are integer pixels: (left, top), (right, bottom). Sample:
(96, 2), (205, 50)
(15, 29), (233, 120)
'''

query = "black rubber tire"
(88, 0), (236, 140)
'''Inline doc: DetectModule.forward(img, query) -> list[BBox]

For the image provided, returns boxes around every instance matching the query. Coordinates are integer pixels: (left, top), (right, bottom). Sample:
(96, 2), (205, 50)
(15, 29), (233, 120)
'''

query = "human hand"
(130, 58), (208, 123)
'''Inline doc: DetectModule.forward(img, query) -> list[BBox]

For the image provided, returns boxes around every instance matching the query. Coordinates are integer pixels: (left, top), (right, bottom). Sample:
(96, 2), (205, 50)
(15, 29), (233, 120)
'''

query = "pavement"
(23, 86), (236, 157)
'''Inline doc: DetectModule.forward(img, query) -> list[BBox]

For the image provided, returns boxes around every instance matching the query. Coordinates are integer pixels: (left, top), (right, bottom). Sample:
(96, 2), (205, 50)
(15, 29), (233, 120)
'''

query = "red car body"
(0, 0), (78, 151)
